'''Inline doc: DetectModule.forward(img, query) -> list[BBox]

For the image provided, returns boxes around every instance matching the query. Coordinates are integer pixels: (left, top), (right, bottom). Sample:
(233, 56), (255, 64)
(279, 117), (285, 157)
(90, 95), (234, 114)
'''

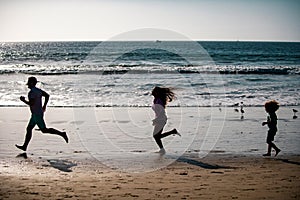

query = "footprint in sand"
(51, 121), (67, 124)
(70, 121), (85, 125)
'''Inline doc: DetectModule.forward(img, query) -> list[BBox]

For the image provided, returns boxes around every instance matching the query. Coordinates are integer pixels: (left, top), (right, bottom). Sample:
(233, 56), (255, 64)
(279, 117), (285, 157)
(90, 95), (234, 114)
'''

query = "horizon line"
(1, 39), (300, 43)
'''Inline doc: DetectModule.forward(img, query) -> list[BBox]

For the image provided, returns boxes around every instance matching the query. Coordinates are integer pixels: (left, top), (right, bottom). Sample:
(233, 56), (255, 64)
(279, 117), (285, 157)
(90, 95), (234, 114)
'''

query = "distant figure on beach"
(262, 100), (281, 157)
(15, 77), (68, 151)
(151, 86), (181, 154)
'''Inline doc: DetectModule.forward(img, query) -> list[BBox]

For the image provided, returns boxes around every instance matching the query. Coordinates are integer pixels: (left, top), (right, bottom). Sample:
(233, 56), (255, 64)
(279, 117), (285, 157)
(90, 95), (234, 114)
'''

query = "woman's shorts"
(153, 121), (167, 136)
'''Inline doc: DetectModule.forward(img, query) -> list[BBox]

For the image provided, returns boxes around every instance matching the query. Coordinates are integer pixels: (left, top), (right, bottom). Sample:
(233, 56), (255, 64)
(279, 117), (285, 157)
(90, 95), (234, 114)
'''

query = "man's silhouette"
(16, 77), (68, 151)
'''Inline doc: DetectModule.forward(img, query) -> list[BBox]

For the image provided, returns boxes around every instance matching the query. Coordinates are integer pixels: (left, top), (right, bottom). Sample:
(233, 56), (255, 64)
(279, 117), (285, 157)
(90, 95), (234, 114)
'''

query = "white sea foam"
(0, 72), (299, 107)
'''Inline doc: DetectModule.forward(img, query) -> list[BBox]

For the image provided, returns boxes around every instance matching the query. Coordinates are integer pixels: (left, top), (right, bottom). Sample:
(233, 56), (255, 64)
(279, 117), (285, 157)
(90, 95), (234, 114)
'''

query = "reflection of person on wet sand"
(151, 86), (181, 154)
(15, 77), (68, 151)
(262, 100), (281, 157)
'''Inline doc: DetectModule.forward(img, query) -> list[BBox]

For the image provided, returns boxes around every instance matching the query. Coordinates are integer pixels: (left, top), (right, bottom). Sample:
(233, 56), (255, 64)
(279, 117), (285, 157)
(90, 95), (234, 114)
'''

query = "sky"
(0, 0), (299, 42)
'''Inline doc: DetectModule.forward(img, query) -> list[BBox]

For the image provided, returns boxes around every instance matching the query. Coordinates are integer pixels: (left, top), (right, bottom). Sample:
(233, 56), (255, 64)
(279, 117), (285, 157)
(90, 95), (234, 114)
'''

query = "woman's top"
(152, 98), (167, 125)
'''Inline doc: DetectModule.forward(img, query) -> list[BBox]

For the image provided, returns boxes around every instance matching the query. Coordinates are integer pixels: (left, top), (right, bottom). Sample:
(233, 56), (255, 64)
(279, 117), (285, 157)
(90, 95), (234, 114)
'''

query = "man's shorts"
(28, 114), (46, 130)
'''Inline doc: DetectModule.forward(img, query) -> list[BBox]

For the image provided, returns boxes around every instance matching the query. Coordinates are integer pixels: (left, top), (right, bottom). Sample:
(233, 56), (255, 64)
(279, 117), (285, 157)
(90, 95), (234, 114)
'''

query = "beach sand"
(0, 107), (299, 199)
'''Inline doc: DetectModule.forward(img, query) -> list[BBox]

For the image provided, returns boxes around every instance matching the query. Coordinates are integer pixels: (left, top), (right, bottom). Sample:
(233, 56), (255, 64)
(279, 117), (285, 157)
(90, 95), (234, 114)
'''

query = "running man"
(16, 77), (68, 151)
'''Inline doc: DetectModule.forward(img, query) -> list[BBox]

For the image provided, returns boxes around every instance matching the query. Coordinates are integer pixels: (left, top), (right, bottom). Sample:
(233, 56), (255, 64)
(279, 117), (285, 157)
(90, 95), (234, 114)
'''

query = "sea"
(0, 41), (299, 107)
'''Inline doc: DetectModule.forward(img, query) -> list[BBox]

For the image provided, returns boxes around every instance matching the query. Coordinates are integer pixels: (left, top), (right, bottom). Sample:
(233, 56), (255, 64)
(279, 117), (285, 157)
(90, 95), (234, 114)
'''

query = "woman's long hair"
(152, 86), (175, 107)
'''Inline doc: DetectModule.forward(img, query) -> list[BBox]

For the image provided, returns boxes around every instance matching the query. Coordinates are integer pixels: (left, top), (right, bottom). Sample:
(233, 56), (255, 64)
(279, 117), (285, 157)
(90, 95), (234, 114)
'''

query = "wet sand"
(0, 107), (299, 199)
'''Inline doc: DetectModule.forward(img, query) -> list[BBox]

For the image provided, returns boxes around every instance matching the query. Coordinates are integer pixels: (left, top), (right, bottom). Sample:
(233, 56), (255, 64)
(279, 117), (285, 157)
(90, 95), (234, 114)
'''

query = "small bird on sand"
(293, 109), (298, 113)
(233, 103), (239, 112)
(233, 103), (239, 107)
(293, 109), (298, 119)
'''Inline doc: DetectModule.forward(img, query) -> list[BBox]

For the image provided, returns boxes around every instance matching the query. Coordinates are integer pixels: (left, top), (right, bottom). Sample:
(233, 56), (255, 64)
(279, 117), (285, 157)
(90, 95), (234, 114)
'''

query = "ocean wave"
(0, 64), (299, 75)
(1, 71), (298, 107)
(218, 68), (291, 75)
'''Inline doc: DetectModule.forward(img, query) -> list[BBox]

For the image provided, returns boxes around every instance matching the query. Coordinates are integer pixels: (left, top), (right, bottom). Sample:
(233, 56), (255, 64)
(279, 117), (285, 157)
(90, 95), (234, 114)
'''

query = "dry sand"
(0, 107), (299, 199)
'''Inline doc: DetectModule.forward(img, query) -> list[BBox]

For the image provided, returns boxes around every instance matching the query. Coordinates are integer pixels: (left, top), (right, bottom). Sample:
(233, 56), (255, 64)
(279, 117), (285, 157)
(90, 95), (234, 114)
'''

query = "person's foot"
(16, 153), (28, 159)
(156, 148), (166, 155)
(15, 144), (26, 151)
(172, 129), (181, 137)
(263, 153), (271, 156)
(275, 149), (281, 157)
(61, 132), (69, 143)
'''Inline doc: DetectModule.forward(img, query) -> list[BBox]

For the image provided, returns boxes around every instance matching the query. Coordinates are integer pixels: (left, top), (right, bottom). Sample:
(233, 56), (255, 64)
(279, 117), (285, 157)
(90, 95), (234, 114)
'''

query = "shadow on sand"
(176, 156), (234, 170)
(16, 153), (28, 159)
(277, 158), (300, 166)
(16, 153), (77, 172)
(47, 159), (77, 172)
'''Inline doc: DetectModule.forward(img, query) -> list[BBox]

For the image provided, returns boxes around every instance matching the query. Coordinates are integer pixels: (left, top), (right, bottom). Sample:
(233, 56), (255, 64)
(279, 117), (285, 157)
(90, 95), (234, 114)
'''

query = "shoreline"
(0, 106), (299, 199)
(0, 105), (299, 107)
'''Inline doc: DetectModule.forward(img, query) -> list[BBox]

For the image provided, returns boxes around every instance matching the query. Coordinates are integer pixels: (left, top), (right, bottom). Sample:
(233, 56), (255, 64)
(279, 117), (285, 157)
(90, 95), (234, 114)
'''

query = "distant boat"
(155, 40), (162, 43)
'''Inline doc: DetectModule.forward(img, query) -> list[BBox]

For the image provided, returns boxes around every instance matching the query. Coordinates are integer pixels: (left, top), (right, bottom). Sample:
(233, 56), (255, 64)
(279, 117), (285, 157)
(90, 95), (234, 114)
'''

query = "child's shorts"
(266, 129), (277, 143)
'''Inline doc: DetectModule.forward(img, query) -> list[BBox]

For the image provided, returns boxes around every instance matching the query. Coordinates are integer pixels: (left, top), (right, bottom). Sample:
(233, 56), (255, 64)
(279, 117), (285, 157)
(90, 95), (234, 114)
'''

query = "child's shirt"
(267, 112), (277, 131)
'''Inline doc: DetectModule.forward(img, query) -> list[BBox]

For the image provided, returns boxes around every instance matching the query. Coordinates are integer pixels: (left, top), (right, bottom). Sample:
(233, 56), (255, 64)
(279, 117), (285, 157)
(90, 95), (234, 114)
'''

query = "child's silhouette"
(262, 100), (281, 157)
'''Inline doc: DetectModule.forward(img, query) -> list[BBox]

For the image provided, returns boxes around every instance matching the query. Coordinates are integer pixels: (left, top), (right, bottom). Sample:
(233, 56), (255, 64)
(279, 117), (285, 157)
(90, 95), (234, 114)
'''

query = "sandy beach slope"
(0, 107), (299, 199)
